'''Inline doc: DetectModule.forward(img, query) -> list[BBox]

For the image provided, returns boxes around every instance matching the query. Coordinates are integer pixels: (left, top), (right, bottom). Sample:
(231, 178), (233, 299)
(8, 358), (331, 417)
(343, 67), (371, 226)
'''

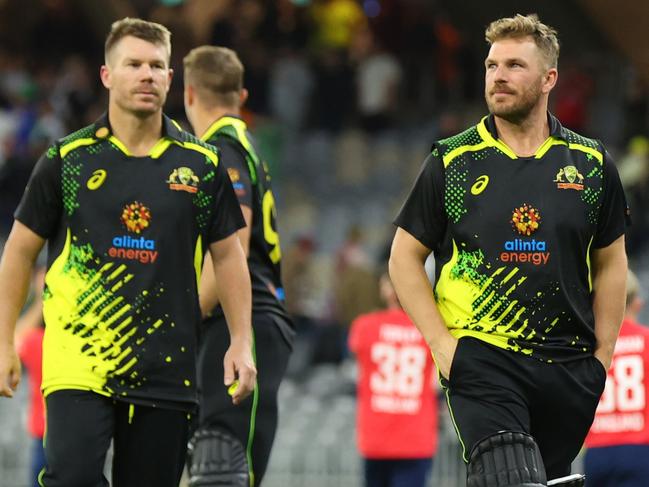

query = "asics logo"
(87, 169), (107, 190)
(471, 175), (489, 195)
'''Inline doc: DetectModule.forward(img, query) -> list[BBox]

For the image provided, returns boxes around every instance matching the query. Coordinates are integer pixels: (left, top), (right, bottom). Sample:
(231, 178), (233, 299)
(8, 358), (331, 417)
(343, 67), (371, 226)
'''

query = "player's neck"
(195, 106), (240, 140)
(108, 106), (164, 157)
(493, 104), (550, 157)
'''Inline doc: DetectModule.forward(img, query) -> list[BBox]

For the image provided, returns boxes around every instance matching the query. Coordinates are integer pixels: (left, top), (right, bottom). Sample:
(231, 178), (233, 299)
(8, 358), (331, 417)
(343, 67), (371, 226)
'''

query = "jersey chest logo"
(121, 201), (152, 234)
(501, 204), (550, 266)
(511, 203), (541, 236)
(87, 169), (107, 190)
(167, 167), (199, 193)
(108, 201), (158, 264)
(470, 175), (489, 195)
(553, 165), (584, 191)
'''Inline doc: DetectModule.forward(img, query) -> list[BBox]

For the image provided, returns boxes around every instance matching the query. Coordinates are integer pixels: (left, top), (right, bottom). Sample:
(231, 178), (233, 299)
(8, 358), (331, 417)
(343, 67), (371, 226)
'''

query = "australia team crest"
(167, 167), (199, 193)
(553, 165), (584, 191)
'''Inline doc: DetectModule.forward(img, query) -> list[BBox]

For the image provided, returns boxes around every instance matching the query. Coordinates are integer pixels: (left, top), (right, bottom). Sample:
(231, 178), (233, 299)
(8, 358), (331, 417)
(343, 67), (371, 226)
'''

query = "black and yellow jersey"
(15, 113), (245, 410)
(396, 113), (629, 362)
(201, 116), (294, 345)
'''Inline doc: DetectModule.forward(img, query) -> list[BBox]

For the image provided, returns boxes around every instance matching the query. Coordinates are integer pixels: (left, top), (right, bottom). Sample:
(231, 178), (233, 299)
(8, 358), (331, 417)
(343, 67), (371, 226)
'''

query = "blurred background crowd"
(1, 0), (649, 485)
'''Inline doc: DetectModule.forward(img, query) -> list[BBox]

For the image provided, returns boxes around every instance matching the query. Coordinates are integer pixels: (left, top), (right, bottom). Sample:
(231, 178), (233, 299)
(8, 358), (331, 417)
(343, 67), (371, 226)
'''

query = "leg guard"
(547, 474), (585, 486)
(467, 431), (547, 487)
(187, 427), (249, 487)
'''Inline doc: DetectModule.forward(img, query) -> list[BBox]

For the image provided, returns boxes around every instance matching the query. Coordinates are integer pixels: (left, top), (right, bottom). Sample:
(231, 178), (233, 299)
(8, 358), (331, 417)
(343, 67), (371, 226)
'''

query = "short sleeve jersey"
(201, 116), (294, 344)
(586, 318), (649, 447)
(395, 114), (629, 362)
(15, 113), (245, 410)
(349, 308), (438, 458)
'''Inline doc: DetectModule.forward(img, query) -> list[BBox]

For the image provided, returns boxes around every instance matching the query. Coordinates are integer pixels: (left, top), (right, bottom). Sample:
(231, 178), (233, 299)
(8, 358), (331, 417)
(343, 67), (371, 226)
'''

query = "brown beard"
(485, 80), (543, 124)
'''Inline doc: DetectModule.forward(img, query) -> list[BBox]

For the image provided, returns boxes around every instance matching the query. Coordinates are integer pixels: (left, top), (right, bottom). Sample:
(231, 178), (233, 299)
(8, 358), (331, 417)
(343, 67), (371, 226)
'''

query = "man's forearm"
(389, 248), (449, 348)
(0, 241), (38, 345)
(211, 245), (252, 343)
(592, 238), (627, 367)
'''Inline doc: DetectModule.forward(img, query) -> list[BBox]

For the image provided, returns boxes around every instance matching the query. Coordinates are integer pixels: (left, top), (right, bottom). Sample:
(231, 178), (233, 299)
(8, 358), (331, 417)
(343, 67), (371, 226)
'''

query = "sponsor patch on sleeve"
(227, 168), (240, 183)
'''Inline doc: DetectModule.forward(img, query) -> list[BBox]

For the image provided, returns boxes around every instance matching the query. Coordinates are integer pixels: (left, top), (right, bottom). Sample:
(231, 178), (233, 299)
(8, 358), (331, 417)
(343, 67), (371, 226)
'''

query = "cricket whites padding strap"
(187, 427), (249, 487)
(467, 431), (547, 487)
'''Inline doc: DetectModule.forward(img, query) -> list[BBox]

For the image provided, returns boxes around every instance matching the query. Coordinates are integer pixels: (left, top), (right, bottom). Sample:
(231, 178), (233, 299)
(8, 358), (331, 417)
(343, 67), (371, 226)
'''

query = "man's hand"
(223, 337), (257, 405)
(591, 235), (626, 376)
(432, 334), (459, 380)
(0, 345), (21, 397)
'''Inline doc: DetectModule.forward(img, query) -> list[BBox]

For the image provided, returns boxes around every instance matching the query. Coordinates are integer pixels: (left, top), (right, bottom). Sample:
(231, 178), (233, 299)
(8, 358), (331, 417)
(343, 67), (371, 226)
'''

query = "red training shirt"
(586, 318), (649, 447)
(349, 308), (438, 458)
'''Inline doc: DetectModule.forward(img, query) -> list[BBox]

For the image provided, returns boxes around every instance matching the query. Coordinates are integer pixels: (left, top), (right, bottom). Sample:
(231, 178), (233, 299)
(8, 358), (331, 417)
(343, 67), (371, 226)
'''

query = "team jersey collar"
(201, 114), (247, 142)
(484, 112), (568, 142)
(162, 114), (185, 142)
(92, 112), (184, 143)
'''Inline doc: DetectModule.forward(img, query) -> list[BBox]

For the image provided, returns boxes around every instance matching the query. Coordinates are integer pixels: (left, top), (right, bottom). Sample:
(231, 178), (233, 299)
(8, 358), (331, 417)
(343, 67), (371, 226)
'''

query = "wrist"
(229, 333), (253, 347)
(594, 344), (614, 363)
(427, 329), (454, 351)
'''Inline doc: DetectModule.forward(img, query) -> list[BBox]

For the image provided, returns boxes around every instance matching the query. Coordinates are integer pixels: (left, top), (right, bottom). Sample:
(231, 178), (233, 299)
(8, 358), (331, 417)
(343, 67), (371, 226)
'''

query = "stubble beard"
(486, 82), (543, 124)
(116, 89), (166, 119)
(132, 97), (164, 119)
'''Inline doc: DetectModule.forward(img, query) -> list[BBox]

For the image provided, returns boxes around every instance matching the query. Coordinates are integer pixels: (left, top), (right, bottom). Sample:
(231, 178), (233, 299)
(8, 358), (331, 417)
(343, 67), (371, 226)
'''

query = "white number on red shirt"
(370, 343), (427, 397)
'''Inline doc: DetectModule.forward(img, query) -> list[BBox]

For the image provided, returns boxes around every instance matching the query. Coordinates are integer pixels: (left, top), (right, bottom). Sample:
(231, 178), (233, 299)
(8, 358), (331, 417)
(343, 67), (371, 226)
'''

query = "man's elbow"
(388, 244), (401, 282)
(388, 257), (396, 283)
(388, 244), (412, 284)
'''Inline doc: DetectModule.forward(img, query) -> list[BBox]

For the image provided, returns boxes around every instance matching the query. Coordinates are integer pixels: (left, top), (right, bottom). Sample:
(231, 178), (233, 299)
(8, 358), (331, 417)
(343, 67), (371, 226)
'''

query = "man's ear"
(239, 88), (249, 107)
(100, 65), (111, 90)
(166, 68), (174, 93)
(542, 67), (558, 94)
(185, 84), (195, 106)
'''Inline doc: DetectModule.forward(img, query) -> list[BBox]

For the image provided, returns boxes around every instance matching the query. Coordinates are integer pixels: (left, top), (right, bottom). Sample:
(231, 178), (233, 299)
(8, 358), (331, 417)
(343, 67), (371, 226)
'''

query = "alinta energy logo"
(108, 201), (158, 264)
(121, 201), (152, 234)
(500, 204), (550, 266)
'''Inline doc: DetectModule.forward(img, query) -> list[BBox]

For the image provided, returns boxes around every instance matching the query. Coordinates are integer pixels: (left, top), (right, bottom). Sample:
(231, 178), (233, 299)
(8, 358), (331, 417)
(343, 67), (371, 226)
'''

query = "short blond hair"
(183, 46), (244, 108)
(485, 14), (560, 68)
(105, 18), (171, 64)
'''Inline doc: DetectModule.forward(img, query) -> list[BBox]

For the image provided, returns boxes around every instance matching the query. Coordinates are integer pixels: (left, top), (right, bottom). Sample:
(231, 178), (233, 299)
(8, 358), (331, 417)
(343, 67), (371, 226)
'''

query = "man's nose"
(139, 64), (154, 79)
(492, 65), (508, 81)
